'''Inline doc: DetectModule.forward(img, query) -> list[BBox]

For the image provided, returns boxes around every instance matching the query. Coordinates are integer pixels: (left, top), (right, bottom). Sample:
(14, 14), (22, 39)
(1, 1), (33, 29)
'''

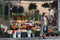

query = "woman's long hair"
(42, 12), (46, 17)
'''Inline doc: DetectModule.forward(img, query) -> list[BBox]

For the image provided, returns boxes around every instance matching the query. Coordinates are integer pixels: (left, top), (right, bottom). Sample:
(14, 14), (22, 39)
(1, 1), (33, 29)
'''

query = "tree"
(35, 10), (39, 21)
(18, 6), (25, 20)
(12, 6), (18, 20)
(28, 3), (37, 20)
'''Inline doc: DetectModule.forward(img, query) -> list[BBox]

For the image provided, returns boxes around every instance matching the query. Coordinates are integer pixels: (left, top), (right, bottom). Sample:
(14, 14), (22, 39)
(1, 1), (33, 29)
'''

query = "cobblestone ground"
(0, 37), (59, 40)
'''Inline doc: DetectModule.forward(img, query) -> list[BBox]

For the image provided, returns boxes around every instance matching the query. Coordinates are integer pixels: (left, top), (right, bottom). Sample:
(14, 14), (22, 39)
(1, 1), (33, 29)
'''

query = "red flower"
(22, 16), (26, 18)
(2, 28), (5, 31)
(22, 26), (27, 29)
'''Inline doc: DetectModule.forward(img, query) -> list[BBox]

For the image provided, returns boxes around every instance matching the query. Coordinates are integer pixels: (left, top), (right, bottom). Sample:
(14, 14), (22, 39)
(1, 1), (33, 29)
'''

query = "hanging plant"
(42, 3), (49, 8)
(28, 3), (37, 10)
(12, 6), (18, 13)
(18, 6), (24, 13)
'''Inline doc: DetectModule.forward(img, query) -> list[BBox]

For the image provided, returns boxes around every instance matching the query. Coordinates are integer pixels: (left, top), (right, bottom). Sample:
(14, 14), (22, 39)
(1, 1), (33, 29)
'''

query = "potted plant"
(18, 6), (25, 20)
(28, 3), (37, 20)
(35, 10), (39, 21)
(12, 6), (18, 20)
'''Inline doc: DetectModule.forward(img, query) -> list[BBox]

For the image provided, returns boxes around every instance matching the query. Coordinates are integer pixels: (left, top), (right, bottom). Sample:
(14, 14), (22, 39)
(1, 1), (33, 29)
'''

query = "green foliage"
(35, 10), (39, 14)
(28, 3), (37, 10)
(18, 6), (24, 13)
(5, 4), (8, 15)
(12, 6), (18, 13)
(12, 6), (24, 15)
(35, 10), (39, 21)
(0, 3), (2, 7)
(0, 4), (2, 15)
(42, 3), (49, 8)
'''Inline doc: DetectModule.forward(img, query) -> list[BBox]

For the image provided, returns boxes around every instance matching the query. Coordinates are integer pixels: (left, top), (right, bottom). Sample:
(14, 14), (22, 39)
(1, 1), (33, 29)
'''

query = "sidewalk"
(0, 37), (59, 40)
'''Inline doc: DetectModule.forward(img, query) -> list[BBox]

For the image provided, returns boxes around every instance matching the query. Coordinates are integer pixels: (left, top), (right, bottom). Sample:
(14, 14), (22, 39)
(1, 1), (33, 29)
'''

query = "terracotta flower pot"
(48, 28), (53, 33)
(11, 25), (17, 30)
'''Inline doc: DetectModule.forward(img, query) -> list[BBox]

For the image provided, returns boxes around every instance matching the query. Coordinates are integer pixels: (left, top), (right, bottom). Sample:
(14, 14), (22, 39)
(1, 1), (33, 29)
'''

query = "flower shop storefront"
(0, 0), (58, 38)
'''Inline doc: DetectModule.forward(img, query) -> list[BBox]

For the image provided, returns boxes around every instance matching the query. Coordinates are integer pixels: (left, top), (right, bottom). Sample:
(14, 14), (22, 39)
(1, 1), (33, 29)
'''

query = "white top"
(44, 17), (47, 26)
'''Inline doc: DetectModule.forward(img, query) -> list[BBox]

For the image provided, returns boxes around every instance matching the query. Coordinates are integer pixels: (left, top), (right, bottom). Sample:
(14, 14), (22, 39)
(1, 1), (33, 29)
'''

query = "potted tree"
(4, 4), (8, 19)
(35, 10), (39, 21)
(18, 6), (25, 20)
(28, 3), (37, 20)
(12, 6), (18, 20)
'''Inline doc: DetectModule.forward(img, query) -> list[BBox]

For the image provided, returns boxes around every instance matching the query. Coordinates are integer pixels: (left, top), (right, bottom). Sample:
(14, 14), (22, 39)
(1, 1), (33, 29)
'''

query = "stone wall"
(12, 1), (50, 14)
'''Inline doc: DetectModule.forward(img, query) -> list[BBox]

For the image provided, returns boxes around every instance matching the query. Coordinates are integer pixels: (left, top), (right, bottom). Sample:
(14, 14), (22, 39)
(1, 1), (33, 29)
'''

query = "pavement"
(0, 37), (59, 40)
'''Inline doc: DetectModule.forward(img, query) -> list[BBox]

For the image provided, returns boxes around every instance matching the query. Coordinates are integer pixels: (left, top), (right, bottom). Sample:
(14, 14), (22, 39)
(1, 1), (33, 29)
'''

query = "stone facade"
(11, 1), (50, 14)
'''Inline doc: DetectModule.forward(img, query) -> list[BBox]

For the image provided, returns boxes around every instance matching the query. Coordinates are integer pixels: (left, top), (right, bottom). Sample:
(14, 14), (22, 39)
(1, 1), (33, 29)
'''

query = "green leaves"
(28, 3), (37, 10)
(12, 6), (24, 13)
(18, 6), (24, 13)
(42, 3), (49, 8)
(35, 10), (39, 21)
(12, 6), (18, 13)
(5, 4), (8, 14)
(0, 3), (2, 7)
